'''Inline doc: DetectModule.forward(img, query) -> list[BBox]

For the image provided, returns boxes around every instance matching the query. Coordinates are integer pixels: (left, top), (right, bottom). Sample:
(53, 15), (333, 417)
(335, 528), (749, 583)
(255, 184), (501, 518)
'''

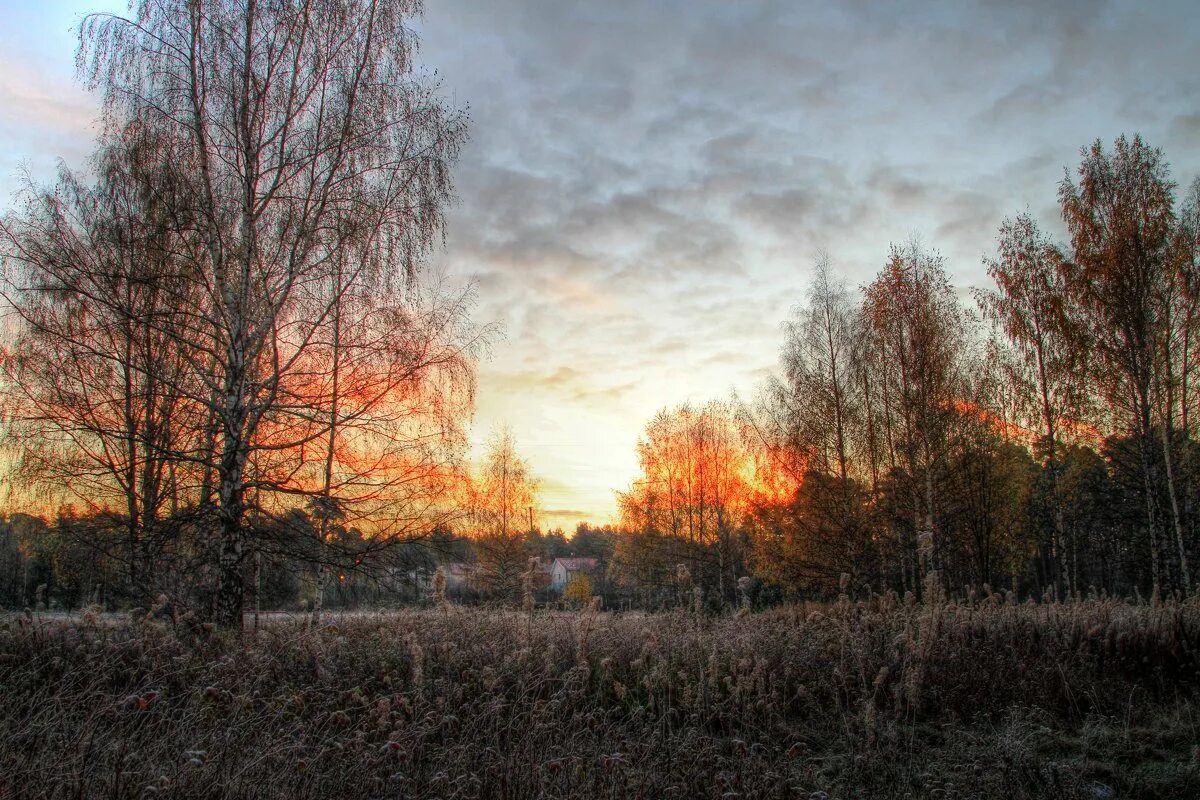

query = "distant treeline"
(0, 507), (629, 613)
(614, 135), (1200, 606)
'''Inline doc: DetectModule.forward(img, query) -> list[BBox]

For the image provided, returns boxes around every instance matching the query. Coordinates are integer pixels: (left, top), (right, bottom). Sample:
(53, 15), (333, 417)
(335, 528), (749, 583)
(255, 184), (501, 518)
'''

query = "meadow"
(2, 593), (1199, 799)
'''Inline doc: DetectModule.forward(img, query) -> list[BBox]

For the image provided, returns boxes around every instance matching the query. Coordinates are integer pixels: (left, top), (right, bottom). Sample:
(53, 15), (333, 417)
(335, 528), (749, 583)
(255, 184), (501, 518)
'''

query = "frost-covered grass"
(2, 595), (1199, 799)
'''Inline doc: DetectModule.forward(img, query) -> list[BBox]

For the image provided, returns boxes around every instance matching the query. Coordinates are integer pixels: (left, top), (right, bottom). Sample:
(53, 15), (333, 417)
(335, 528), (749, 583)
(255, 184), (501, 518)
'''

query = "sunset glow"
(3, 0), (1199, 530)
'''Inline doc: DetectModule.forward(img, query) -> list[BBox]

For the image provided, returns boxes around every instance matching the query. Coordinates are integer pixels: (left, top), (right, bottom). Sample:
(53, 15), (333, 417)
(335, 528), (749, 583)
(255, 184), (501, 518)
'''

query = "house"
(549, 557), (599, 591)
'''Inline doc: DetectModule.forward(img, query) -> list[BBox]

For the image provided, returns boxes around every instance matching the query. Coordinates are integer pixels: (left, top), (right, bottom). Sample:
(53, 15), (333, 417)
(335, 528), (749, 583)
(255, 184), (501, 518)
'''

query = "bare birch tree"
(61, 0), (472, 625)
(975, 213), (1088, 592)
(469, 429), (539, 601)
(1059, 135), (1182, 593)
(1, 130), (208, 602)
(862, 242), (966, 589)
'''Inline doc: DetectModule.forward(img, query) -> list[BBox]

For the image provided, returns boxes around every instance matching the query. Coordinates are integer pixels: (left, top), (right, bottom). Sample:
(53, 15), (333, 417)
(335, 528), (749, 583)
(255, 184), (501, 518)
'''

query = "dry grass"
(3, 594), (1199, 799)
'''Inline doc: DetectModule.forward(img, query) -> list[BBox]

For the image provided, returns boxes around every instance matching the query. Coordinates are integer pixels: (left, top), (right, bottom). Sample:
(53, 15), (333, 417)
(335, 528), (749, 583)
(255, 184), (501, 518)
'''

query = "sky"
(2, 1), (1199, 530)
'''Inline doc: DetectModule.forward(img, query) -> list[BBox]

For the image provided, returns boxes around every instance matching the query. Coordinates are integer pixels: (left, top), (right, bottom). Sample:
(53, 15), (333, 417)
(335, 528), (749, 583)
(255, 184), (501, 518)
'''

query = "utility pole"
(253, 549), (262, 629)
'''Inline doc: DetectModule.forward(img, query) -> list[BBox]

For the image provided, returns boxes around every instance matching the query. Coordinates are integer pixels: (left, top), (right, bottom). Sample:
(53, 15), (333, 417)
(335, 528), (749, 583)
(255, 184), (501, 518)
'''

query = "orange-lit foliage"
(463, 429), (538, 540)
(619, 401), (790, 541)
(231, 288), (476, 541)
(951, 399), (1101, 451)
(745, 432), (803, 511)
(951, 399), (1034, 445)
(458, 430), (539, 599)
(1056, 417), (1103, 449)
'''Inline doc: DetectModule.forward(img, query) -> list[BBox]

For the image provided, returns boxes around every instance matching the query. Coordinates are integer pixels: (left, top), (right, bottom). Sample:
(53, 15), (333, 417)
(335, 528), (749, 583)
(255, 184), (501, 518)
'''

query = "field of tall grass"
(3, 592), (1199, 799)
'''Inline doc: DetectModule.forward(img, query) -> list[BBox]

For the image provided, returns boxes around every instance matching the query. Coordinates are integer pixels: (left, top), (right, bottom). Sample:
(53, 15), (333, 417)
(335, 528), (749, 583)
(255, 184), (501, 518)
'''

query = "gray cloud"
(5, 0), (1197, 523)
(415, 0), (1200, 520)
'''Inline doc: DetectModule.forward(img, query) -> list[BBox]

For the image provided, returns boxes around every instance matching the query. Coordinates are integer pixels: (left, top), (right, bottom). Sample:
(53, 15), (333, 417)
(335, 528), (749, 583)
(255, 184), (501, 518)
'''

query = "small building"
(549, 557), (599, 591)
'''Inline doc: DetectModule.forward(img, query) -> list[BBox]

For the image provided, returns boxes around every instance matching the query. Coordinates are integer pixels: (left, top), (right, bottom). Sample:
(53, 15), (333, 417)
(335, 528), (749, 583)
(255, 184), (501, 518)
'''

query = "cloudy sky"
(3, 1), (1199, 528)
